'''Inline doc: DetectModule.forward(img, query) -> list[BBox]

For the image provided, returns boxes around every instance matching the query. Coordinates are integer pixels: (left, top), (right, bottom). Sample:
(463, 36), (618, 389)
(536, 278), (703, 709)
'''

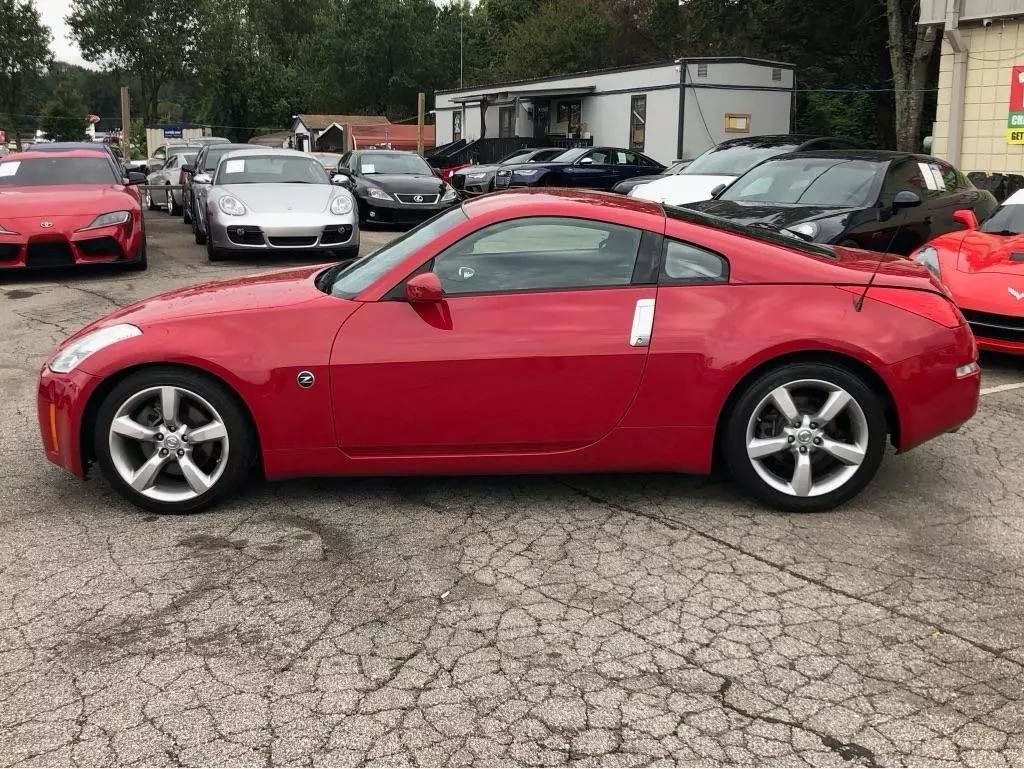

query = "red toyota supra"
(0, 149), (147, 270)
(37, 190), (979, 514)
(912, 192), (1024, 354)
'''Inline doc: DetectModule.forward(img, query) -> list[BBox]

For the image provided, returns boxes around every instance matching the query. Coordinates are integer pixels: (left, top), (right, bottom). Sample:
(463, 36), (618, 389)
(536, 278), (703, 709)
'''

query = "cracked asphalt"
(3, 212), (1024, 766)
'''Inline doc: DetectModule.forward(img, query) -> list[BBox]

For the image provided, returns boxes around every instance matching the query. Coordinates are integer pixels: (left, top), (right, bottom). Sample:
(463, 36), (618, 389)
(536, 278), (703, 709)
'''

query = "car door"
(610, 149), (656, 186)
(561, 148), (615, 189)
(330, 216), (658, 455)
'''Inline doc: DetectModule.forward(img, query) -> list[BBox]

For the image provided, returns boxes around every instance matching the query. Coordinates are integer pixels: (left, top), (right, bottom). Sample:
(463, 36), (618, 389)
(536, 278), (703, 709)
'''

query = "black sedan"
(687, 150), (998, 255)
(451, 147), (566, 197)
(333, 150), (459, 226)
(493, 146), (665, 192)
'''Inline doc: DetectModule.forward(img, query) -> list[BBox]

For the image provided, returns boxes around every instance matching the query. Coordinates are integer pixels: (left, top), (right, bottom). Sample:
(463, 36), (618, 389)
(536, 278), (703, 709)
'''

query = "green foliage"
(0, 0), (51, 143)
(39, 81), (90, 141)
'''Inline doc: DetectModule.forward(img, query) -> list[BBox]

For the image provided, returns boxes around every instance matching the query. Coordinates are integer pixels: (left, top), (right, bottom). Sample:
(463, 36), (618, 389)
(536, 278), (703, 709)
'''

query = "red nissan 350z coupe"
(37, 190), (980, 514)
(0, 149), (147, 270)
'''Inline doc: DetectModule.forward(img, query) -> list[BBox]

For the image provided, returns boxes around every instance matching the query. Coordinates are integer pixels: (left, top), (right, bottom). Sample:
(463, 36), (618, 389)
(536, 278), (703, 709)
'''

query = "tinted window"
(683, 142), (798, 176)
(0, 157), (117, 186)
(357, 153), (432, 175)
(721, 158), (883, 207)
(434, 217), (641, 295)
(203, 147), (239, 171)
(216, 155), (327, 184)
(980, 204), (1024, 235)
(586, 150), (610, 164)
(327, 207), (469, 298)
(662, 240), (728, 283)
(882, 159), (934, 202)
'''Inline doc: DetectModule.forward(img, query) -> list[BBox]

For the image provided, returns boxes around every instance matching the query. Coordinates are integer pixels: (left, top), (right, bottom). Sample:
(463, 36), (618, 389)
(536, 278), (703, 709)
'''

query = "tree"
(886, 0), (938, 151)
(0, 0), (51, 148)
(67, 0), (199, 125)
(39, 81), (89, 141)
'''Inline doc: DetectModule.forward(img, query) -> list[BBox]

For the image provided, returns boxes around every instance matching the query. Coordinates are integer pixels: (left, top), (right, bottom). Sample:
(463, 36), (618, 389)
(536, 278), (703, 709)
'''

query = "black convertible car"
(493, 146), (665, 191)
(333, 150), (459, 226)
(688, 150), (998, 255)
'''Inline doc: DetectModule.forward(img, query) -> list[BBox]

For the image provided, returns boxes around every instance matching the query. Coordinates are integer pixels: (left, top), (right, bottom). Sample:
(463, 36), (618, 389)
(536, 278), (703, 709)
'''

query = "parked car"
(311, 152), (343, 174)
(333, 149), (458, 226)
(0, 149), (147, 270)
(911, 191), (1024, 354)
(182, 143), (250, 238)
(145, 150), (198, 215)
(204, 148), (358, 261)
(611, 159), (691, 196)
(494, 146), (665, 191)
(136, 138), (229, 175)
(631, 135), (861, 206)
(450, 147), (566, 197)
(37, 189), (979, 515)
(27, 141), (127, 177)
(687, 150), (998, 255)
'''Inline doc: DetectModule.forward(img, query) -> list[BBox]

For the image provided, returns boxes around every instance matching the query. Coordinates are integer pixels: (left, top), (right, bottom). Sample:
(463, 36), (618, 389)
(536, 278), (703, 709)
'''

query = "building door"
(499, 106), (515, 138)
(630, 95), (646, 151)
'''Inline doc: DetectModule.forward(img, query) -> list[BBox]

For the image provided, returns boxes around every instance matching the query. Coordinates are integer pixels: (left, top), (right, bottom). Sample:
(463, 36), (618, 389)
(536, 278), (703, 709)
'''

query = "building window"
(629, 95), (646, 152)
(696, 62), (709, 78)
(724, 113), (751, 133)
(453, 110), (462, 141)
(556, 100), (582, 136)
(772, 67), (782, 82)
(499, 106), (515, 138)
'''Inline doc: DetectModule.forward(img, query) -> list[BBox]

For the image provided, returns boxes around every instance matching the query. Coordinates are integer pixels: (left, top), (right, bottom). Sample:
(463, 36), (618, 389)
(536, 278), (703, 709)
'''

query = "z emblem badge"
(39, 220), (53, 229)
(1009, 287), (1024, 301)
(296, 371), (315, 389)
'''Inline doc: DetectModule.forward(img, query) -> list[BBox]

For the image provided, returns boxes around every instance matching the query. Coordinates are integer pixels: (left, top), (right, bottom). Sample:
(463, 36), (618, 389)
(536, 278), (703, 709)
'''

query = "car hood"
(220, 183), (334, 213)
(93, 265), (329, 330)
(0, 185), (136, 216)
(361, 174), (446, 195)
(631, 174), (737, 204)
(687, 199), (858, 229)
(956, 230), (1024, 275)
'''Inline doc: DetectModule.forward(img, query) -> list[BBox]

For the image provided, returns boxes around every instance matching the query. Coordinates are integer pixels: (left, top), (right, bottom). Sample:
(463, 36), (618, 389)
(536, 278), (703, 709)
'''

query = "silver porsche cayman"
(202, 148), (359, 262)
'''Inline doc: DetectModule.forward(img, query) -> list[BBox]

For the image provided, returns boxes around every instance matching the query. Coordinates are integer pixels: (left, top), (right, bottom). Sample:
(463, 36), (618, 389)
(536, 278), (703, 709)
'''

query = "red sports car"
(912, 194), (1024, 354)
(37, 190), (980, 514)
(0, 149), (147, 270)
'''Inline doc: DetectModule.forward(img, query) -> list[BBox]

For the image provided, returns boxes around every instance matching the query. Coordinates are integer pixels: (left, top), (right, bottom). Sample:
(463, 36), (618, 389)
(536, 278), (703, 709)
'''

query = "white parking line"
(981, 381), (1024, 396)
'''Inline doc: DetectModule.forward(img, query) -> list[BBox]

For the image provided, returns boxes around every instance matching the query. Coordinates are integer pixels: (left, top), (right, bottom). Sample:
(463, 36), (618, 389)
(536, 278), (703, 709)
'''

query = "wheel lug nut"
(793, 421), (801, 428)
(813, 437), (823, 445)
(159, 448), (169, 457)
(181, 434), (188, 443)
(176, 449), (184, 457)
(155, 433), (163, 441)
(787, 435), (795, 443)
(810, 423), (818, 429)
(798, 446), (808, 454)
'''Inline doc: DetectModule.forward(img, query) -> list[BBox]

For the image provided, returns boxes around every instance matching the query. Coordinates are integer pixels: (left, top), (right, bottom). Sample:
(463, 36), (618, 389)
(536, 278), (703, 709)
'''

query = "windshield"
(683, 143), (799, 177)
(203, 147), (242, 171)
(550, 147), (588, 163)
(216, 155), (328, 184)
(980, 204), (1024, 235)
(357, 153), (432, 175)
(324, 207), (468, 298)
(0, 157), (117, 186)
(720, 158), (883, 207)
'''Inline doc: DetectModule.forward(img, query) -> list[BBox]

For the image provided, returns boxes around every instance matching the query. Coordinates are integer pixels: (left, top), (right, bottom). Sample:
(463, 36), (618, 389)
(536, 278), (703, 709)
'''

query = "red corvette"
(37, 190), (980, 514)
(912, 193), (1024, 354)
(0, 149), (147, 270)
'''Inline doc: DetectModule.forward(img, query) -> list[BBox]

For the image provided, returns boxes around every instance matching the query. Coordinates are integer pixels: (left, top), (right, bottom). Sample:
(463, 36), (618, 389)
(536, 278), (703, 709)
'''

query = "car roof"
(766, 149), (924, 163)
(220, 148), (316, 159)
(31, 142), (114, 151)
(1, 149), (110, 161)
(352, 149), (421, 155)
(716, 134), (855, 148)
(462, 187), (664, 219)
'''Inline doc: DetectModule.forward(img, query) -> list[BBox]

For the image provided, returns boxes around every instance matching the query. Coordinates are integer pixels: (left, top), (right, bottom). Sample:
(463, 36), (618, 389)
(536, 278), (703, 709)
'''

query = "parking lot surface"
(2, 212), (1024, 766)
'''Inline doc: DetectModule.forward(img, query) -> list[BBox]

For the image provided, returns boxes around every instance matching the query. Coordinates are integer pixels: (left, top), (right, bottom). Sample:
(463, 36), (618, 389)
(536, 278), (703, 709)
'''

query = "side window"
(586, 150), (609, 164)
(637, 154), (660, 168)
(882, 159), (928, 203)
(154, 147), (166, 161)
(434, 217), (642, 295)
(662, 240), (729, 284)
(165, 156), (177, 170)
(935, 160), (963, 192)
(339, 151), (352, 168)
(614, 150), (638, 165)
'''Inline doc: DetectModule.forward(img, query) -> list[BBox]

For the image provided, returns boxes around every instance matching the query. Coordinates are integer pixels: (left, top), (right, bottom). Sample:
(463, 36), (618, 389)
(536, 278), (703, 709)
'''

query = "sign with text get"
(1008, 65), (1024, 143)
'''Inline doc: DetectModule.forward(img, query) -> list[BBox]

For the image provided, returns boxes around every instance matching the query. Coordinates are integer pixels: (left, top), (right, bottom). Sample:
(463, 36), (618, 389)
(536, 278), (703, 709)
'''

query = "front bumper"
(208, 210), (359, 252)
(37, 366), (102, 478)
(0, 216), (144, 269)
(359, 196), (459, 226)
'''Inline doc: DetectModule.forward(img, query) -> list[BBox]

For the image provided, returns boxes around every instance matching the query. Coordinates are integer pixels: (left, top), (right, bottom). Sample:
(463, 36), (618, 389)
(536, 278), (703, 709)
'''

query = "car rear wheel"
(724, 363), (886, 512)
(94, 368), (256, 514)
(167, 184), (182, 216)
(145, 188), (158, 211)
(182, 193), (192, 224)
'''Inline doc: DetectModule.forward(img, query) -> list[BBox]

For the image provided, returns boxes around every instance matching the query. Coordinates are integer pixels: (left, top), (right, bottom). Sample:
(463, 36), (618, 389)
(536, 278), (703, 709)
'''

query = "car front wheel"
(94, 368), (256, 513)
(724, 363), (886, 512)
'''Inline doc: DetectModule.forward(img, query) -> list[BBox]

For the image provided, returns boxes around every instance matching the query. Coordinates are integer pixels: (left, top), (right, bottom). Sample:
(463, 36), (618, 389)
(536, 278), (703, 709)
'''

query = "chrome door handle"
(629, 298), (655, 347)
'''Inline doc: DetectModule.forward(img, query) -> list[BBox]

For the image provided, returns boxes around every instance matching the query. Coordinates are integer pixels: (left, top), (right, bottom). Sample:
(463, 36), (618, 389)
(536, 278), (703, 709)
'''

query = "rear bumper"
(37, 366), (101, 478)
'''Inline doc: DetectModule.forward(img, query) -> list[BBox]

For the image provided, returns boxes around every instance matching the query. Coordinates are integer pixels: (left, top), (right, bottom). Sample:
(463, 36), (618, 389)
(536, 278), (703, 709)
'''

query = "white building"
(434, 58), (795, 165)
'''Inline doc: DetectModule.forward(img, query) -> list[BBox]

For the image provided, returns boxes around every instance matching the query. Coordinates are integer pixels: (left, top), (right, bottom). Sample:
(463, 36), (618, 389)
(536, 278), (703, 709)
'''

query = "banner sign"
(1007, 66), (1024, 143)
(163, 125), (183, 138)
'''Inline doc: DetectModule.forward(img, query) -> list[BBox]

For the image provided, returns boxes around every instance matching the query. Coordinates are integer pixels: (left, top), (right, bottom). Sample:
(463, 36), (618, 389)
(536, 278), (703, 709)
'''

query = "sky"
(35, 0), (93, 68)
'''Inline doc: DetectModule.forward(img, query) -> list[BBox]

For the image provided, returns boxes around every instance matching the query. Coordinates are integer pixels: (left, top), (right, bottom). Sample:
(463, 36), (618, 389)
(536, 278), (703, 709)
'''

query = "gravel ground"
(2, 212), (1024, 766)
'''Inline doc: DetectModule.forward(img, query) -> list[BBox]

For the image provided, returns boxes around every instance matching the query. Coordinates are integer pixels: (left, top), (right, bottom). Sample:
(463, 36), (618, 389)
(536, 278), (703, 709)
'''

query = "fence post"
(417, 92), (425, 156)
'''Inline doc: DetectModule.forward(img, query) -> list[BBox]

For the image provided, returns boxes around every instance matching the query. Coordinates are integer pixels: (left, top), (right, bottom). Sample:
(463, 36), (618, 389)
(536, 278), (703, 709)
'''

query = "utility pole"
(119, 87), (131, 159)
(460, 0), (464, 88)
(417, 92), (425, 156)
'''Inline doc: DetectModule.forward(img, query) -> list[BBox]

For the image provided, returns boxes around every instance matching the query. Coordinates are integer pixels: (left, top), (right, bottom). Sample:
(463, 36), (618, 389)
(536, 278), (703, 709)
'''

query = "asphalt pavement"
(2, 212), (1024, 766)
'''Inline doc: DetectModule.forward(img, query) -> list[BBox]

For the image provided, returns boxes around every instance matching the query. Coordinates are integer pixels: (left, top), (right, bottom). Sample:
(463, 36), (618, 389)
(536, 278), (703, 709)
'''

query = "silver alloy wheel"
(745, 379), (868, 498)
(165, 185), (173, 212)
(144, 189), (152, 208)
(108, 385), (230, 503)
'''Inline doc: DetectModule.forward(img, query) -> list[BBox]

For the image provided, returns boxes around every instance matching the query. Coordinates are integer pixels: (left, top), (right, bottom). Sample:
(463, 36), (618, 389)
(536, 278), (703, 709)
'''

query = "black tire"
(93, 367), (257, 514)
(194, 223), (207, 245)
(145, 188), (159, 211)
(182, 193), (192, 224)
(206, 234), (224, 261)
(123, 245), (148, 271)
(168, 185), (182, 216)
(723, 362), (887, 513)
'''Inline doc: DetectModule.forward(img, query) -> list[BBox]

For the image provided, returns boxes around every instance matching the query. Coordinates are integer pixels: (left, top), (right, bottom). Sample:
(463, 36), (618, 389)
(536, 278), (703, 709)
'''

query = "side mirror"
(125, 171), (146, 185)
(193, 172), (212, 185)
(149, 160), (164, 172)
(405, 272), (444, 303)
(577, 157), (594, 165)
(952, 209), (979, 230)
(710, 183), (727, 198)
(180, 164), (194, 173)
(331, 173), (352, 187)
(893, 190), (922, 210)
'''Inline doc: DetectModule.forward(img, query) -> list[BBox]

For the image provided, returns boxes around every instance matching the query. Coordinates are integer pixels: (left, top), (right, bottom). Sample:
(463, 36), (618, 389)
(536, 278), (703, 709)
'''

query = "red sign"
(1011, 65), (1024, 112)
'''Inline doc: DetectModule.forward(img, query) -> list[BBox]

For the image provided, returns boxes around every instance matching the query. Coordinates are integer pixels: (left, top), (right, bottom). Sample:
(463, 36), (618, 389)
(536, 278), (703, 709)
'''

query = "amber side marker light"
(48, 403), (59, 452)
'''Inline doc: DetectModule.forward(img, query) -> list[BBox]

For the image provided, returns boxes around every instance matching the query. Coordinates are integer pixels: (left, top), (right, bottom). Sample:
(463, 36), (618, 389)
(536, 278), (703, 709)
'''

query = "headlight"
(330, 194), (353, 215)
(366, 188), (393, 201)
(466, 172), (487, 181)
(514, 169), (540, 176)
(785, 221), (819, 241)
(49, 324), (142, 373)
(441, 184), (457, 202)
(912, 245), (941, 278)
(79, 210), (131, 231)
(218, 195), (246, 216)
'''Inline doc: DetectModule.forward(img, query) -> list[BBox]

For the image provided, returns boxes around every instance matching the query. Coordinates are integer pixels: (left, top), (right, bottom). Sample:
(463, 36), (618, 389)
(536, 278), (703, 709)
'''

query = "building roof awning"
(451, 85), (596, 104)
